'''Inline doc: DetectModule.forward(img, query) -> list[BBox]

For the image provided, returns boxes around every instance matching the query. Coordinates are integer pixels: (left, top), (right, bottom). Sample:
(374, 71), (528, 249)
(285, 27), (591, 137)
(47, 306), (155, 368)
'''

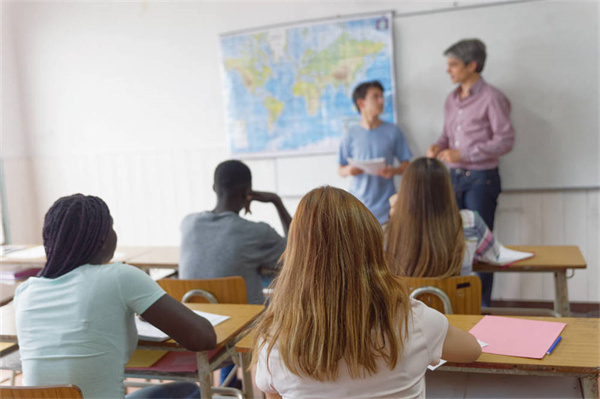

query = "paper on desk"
(0, 246), (26, 257)
(110, 252), (126, 262)
(469, 316), (566, 359)
(3, 246), (45, 259)
(428, 340), (488, 371)
(136, 310), (230, 342)
(484, 245), (534, 267)
(347, 157), (385, 175)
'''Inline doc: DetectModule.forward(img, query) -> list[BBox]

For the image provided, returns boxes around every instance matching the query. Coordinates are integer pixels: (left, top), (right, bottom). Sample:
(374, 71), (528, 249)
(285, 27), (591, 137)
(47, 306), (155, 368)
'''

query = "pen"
(546, 336), (562, 355)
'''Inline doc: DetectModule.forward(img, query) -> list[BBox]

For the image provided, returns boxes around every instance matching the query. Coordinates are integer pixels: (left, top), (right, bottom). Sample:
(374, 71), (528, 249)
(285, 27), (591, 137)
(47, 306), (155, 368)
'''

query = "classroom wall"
(2, 1), (598, 303)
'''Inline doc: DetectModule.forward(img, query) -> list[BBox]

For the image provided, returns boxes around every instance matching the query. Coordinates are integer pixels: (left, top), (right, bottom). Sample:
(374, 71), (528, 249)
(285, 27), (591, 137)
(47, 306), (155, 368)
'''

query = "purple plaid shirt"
(435, 78), (515, 170)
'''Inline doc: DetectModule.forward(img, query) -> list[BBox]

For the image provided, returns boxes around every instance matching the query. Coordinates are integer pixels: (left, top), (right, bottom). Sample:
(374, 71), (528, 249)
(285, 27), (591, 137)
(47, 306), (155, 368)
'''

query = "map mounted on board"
(220, 12), (396, 158)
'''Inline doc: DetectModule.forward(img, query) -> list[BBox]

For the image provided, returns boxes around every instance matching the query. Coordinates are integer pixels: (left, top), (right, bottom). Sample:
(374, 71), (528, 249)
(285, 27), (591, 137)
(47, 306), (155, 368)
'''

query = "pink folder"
(469, 316), (566, 359)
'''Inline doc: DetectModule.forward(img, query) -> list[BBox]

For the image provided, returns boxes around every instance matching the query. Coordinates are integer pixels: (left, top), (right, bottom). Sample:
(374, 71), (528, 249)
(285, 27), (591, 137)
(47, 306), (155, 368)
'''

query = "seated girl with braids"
(385, 157), (501, 279)
(252, 187), (481, 399)
(14, 194), (217, 399)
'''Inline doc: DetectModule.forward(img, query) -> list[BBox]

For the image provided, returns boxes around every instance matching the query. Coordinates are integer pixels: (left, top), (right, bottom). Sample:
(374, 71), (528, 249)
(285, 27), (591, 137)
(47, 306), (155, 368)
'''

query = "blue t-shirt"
(338, 121), (412, 223)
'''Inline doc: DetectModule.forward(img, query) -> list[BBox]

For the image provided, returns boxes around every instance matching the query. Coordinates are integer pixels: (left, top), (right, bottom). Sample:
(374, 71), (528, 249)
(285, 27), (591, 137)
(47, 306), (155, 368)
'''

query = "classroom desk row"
(0, 245), (587, 317)
(235, 314), (600, 399)
(1, 287), (597, 398)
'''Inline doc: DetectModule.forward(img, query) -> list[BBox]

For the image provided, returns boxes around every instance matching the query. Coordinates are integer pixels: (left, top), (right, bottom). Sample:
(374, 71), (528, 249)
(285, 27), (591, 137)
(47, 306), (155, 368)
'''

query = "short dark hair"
(444, 39), (487, 73)
(40, 194), (113, 279)
(352, 80), (384, 114)
(214, 160), (252, 195)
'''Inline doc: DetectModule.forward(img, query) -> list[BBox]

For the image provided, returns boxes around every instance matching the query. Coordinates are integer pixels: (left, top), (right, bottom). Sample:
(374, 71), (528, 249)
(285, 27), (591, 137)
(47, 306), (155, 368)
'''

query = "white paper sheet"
(3, 246), (45, 259)
(136, 310), (230, 342)
(485, 245), (534, 267)
(347, 157), (386, 175)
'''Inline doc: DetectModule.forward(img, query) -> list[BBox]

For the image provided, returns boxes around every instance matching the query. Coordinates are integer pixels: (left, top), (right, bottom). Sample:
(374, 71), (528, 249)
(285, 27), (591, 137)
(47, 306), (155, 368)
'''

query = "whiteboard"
(394, 1), (599, 190)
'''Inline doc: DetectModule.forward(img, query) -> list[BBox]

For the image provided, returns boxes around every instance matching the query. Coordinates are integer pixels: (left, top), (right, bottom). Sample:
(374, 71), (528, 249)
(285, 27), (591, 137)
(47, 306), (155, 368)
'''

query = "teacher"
(426, 38), (515, 307)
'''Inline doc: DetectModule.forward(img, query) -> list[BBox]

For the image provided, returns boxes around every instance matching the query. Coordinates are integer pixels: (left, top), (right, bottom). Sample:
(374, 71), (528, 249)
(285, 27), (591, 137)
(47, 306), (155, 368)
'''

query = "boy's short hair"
(214, 160), (251, 194)
(352, 80), (384, 114)
(444, 39), (487, 73)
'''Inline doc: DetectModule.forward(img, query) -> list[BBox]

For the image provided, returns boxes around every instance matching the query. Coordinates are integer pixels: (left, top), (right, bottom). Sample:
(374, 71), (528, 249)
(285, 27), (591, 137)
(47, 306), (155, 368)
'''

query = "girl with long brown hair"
(386, 157), (501, 278)
(252, 186), (480, 399)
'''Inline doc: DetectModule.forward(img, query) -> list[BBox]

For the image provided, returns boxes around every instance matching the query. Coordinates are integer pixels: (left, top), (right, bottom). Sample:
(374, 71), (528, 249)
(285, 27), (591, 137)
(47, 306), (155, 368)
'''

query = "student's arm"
(265, 393), (283, 399)
(141, 294), (217, 352)
(441, 324), (482, 363)
(338, 164), (364, 177)
(249, 191), (292, 236)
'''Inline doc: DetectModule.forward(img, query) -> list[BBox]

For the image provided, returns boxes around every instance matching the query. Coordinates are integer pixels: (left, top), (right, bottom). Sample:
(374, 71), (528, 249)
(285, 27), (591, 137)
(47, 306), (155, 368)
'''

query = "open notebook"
(136, 310), (230, 341)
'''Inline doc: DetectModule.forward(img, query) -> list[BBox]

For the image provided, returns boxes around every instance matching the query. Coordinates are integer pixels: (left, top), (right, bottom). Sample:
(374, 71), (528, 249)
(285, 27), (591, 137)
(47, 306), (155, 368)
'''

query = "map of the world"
(220, 13), (396, 157)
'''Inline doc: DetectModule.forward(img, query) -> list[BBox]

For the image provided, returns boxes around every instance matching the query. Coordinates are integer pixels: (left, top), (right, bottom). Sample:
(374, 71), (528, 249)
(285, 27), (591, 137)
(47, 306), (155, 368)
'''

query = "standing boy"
(426, 39), (515, 306)
(179, 160), (291, 305)
(338, 80), (412, 224)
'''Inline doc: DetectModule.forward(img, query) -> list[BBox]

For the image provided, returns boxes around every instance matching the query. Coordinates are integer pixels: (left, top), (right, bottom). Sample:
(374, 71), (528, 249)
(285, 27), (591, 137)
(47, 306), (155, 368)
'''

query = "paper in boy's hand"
(347, 158), (386, 175)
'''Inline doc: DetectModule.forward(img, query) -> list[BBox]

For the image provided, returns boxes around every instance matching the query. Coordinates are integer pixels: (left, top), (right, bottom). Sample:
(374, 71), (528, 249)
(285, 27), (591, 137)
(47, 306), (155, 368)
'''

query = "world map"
(220, 14), (396, 157)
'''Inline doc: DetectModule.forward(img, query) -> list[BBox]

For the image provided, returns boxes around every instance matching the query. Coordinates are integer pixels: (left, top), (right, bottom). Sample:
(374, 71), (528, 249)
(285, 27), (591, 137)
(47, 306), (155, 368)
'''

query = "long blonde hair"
(252, 186), (411, 382)
(385, 157), (464, 278)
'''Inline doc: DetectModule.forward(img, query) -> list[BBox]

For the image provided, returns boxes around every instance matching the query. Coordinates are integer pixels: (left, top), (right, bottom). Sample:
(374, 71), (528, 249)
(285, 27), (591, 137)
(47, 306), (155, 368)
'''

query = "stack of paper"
(469, 316), (566, 359)
(136, 310), (230, 342)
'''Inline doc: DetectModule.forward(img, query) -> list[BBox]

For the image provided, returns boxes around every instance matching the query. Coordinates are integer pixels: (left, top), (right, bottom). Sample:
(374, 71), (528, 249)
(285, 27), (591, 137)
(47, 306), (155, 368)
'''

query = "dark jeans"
(451, 168), (501, 308)
(126, 381), (200, 398)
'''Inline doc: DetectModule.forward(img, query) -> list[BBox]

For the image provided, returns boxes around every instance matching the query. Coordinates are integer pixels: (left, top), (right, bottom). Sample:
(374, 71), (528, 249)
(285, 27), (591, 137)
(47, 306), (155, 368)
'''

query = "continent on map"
(292, 31), (384, 115)
(264, 97), (284, 132)
(224, 34), (272, 93)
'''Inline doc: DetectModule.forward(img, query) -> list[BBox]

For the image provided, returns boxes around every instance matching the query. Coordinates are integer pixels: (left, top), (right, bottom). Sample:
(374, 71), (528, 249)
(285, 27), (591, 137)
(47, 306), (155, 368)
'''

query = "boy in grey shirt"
(179, 160), (291, 305)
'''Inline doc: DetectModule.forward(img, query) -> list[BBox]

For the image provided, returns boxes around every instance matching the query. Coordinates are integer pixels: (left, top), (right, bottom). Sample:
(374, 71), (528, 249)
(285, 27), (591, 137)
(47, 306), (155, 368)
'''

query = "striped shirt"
(460, 209), (501, 275)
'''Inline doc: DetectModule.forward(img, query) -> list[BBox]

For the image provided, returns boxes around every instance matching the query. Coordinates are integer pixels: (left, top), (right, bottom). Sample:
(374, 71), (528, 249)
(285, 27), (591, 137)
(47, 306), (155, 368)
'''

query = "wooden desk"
(125, 246), (179, 270)
(442, 315), (599, 399)
(0, 284), (16, 307)
(474, 245), (586, 317)
(0, 245), (152, 268)
(236, 315), (599, 399)
(136, 303), (264, 399)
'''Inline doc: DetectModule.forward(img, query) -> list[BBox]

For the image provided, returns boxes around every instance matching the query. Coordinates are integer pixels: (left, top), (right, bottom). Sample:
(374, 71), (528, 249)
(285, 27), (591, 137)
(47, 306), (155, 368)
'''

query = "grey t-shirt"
(179, 211), (286, 304)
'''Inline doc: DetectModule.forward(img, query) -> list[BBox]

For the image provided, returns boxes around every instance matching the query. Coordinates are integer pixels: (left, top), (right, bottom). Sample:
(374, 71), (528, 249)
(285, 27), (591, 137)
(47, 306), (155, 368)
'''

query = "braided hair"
(40, 194), (113, 279)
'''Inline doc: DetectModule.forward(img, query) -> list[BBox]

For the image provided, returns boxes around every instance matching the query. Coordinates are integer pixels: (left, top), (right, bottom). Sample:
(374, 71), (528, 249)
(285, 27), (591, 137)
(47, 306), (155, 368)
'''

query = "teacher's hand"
(437, 149), (461, 163)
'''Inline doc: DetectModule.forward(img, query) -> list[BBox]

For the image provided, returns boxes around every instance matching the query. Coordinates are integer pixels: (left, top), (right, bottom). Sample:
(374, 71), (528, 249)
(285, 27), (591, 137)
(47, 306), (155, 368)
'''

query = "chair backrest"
(157, 277), (248, 304)
(0, 385), (83, 399)
(401, 275), (481, 314)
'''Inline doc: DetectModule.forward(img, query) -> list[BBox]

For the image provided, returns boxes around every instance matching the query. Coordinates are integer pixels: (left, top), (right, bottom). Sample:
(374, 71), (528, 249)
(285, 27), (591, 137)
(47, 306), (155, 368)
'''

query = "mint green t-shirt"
(15, 263), (166, 399)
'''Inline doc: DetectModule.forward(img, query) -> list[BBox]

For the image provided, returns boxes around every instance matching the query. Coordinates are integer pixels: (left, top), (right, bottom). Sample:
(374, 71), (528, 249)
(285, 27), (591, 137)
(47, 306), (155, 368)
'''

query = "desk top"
(0, 246), (152, 268)
(474, 245), (586, 272)
(126, 246), (179, 269)
(140, 303), (264, 351)
(235, 314), (599, 373)
(446, 315), (598, 373)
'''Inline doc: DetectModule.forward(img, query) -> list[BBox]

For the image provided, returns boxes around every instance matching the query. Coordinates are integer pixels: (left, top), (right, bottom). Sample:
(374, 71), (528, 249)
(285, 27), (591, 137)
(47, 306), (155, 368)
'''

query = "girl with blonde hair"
(253, 186), (480, 399)
(386, 157), (501, 279)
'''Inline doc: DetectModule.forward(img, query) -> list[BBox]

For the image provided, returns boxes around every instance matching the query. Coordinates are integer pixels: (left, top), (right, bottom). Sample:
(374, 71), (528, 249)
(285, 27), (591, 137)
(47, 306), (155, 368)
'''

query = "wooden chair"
(155, 277), (248, 389)
(401, 275), (482, 314)
(157, 277), (247, 304)
(0, 385), (83, 398)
